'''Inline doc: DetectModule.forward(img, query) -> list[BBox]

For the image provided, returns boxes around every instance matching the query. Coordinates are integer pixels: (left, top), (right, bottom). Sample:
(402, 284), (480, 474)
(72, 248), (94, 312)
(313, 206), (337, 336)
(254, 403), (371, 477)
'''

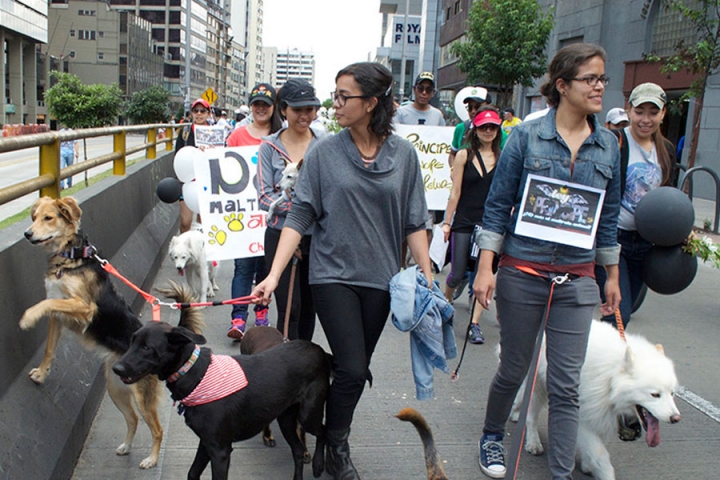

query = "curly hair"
(335, 62), (395, 138)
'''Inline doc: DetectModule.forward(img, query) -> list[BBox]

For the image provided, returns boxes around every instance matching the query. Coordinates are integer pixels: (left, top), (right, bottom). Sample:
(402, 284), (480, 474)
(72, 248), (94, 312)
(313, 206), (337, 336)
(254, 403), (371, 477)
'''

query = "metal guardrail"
(680, 165), (720, 234)
(0, 124), (180, 207)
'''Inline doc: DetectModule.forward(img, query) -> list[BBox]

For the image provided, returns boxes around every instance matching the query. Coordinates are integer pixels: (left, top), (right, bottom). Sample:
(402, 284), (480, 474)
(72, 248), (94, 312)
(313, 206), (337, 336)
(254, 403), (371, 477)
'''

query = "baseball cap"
(414, 71), (435, 87)
(463, 87), (488, 104)
(249, 83), (277, 106)
(473, 109), (502, 127)
(629, 83), (667, 109)
(191, 98), (210, 110)
(279, 78), (321, 108)
(605, 107), (629, 125)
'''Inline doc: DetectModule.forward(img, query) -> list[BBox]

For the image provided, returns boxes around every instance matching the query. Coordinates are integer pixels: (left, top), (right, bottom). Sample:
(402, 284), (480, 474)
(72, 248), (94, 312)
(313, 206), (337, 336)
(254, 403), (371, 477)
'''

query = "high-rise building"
(273, 48), (314, 89)
(232, 0), (263, 95)
(1, 0), (48, 125)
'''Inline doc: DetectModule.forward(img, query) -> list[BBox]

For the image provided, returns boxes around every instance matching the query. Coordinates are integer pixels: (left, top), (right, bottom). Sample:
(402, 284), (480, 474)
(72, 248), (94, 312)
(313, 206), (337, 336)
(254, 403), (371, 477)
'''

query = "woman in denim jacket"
(472, 44), (622, 479)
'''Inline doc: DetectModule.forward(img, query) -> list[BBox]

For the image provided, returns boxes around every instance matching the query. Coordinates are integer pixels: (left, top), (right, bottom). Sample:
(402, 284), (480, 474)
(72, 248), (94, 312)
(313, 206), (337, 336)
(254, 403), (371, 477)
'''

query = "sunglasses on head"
(192, 108), (208, 114)
(414, 85), (435, 94)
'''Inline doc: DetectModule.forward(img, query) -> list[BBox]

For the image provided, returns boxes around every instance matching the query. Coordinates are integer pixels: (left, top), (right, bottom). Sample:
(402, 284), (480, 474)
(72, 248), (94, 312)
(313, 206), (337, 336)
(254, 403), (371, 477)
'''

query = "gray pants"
(483, 266), (599, 480)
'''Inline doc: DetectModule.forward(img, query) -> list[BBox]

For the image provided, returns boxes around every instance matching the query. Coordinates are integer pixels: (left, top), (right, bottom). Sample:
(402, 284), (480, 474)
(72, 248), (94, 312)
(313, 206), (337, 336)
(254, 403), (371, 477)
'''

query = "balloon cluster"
(156, 146), (202, 213)
(635, 187), (697, 294)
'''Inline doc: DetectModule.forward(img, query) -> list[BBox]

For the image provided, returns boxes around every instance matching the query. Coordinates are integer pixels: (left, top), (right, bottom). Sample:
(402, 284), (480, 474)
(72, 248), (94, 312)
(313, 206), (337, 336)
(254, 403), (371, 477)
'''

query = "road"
(0, 133), (150, 221)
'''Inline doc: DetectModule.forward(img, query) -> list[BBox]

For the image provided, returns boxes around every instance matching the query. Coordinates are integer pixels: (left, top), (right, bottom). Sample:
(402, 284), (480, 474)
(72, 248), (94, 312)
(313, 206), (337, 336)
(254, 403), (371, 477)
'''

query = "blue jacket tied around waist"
(389, 266), (457, 400)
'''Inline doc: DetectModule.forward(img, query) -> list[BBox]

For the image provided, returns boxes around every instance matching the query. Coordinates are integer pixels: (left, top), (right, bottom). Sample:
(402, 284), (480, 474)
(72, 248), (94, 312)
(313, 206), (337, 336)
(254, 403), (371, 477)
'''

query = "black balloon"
(642, 245), (697, 295)
(635, 187), (694, 246)
(156, 177), (182, 203)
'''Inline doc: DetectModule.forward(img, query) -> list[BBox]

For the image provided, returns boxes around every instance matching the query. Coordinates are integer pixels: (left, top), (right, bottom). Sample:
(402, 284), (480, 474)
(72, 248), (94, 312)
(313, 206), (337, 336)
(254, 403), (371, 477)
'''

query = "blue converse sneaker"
(227, 316), (246, 340)
(479, 433), (506, 478)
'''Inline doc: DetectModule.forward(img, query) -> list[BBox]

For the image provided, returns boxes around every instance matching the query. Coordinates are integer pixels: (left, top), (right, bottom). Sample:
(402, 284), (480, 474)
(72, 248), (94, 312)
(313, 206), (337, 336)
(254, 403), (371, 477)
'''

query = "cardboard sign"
(194, 146), (266, 260)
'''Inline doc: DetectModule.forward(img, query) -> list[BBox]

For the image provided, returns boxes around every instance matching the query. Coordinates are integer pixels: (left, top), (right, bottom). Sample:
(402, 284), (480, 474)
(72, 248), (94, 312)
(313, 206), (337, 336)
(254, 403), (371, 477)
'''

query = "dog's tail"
(396, 408), (448, 480)
(155, 281), (205, 335)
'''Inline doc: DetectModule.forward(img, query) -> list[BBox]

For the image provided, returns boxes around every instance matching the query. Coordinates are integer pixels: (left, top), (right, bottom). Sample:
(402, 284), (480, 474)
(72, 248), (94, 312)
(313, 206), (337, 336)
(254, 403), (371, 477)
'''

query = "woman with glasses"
(225, 83), (283, 339)
(253, 62), (432, 480)
(175, 98), (211, 233)
(441, 107), (502, 345)
(472, 44), (621, 479)
(256, 78), (324, 341)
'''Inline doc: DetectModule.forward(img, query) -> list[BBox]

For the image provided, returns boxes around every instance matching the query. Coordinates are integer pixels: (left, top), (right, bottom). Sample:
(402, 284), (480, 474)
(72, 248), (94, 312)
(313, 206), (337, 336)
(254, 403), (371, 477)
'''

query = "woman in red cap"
(175, 98), (211, 233)
(441, 106), (502, 344)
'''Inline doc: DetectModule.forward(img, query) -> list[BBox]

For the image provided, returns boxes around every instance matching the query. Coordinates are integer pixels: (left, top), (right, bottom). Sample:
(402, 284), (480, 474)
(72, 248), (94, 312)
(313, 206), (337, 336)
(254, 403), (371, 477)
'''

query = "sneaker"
(452, 273), (470, 301)
(227, 317), (246, 340)
(254, 308), (269, 327)
(479, 433), (506, 478)
(469, 323), (485, 344)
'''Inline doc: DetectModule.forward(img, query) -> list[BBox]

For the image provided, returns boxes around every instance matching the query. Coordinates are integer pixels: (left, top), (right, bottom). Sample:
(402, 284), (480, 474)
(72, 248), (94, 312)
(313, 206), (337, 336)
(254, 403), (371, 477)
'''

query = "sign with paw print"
(193, 146), (267, 260)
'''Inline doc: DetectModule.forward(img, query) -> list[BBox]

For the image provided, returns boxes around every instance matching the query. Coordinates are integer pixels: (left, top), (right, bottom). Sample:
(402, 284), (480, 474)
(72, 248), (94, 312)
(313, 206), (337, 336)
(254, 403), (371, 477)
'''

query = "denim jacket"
(389, 266), (457, 400)
(478, 108), (621, 266)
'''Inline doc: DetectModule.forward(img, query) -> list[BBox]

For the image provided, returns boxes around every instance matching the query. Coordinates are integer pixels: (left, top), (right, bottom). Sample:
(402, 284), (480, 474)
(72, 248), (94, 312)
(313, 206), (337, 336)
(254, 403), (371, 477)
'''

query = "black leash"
(451, 297), (476, 381)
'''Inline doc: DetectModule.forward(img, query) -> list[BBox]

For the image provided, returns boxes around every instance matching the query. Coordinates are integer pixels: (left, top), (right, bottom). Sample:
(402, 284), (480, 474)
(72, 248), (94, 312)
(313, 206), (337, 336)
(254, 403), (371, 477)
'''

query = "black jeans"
(312, 283), (390, 430)
(264, 228), (315, 340)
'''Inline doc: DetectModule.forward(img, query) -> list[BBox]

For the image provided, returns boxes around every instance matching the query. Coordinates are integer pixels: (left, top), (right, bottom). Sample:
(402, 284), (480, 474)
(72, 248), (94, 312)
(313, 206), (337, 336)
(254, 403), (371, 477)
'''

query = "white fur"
(266, 162), (300, 221)
(168, 230), (218, 303)
(512, 320), (681, 480)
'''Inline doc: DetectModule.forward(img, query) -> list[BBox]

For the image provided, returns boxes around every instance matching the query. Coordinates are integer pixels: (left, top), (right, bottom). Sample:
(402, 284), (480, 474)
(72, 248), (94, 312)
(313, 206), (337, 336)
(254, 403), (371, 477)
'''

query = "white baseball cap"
(606, 107), (629, 125)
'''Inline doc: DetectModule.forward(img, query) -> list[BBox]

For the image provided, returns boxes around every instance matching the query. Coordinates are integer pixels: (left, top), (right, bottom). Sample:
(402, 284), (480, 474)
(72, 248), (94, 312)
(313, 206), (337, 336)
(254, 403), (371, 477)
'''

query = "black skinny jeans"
(312, 283), (391, 431)
(264, 227), (315, 341)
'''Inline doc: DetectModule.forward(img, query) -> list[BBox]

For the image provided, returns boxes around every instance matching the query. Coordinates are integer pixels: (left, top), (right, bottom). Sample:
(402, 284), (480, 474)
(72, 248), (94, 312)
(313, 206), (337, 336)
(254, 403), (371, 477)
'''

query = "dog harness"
(179, 354), (248, 408)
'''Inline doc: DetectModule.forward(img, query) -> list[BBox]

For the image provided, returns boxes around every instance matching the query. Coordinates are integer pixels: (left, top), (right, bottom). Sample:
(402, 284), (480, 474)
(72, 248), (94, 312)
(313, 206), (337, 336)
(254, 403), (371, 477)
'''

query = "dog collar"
(167, 345), (201, 383)
(57, 245), (96, 260)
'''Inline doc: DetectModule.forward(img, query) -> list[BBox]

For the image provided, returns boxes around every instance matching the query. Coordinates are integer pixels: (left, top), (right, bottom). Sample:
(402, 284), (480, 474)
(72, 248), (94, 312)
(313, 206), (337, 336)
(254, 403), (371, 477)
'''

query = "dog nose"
(670, 413), (681, 424)
(24, 230), (33, 239)
(112, 363), (127, 377)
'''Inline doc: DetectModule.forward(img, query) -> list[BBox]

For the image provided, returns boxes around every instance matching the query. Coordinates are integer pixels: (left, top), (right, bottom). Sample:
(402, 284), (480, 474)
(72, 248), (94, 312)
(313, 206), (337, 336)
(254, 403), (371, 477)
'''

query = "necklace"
(350, 133), (384, 162)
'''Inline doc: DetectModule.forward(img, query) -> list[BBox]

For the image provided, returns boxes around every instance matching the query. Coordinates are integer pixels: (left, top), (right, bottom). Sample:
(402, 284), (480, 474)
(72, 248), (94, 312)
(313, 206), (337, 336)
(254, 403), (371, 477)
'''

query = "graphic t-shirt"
(618, 127), (662, 231)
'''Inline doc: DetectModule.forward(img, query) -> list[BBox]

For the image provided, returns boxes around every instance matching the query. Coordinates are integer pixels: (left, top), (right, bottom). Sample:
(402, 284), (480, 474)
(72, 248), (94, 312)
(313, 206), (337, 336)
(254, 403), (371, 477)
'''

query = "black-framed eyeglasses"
(570, 75), (609, 87)
(331, 91), (369, 107)
(414, 85), (435, 94)
(192, 108), (209, 114)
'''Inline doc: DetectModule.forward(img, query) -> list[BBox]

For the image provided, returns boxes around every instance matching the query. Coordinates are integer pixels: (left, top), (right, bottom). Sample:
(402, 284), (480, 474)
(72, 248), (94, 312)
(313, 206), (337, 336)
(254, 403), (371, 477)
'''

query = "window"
(69, 30), (75, 37)
(78, 10), (95, 16)
(454, 1), (461, 15)
(78, 30), (96, 40)
(651, 6), (696, 57)
(98, 52), (104, 60)
(446, 7), (451, 21)
(69, 51), (75, 58)
(98, 31), (104, 38)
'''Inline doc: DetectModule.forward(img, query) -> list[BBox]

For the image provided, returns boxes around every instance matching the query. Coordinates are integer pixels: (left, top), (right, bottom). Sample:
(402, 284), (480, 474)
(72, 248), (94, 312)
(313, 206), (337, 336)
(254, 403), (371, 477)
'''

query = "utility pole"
(184, 0), (192, 114)
(398, 0), (410, 101)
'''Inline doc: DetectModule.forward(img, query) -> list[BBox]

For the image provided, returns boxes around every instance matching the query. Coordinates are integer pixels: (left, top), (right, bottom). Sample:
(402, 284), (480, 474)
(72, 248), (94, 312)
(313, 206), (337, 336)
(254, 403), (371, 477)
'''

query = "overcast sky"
(262, 0), (384, 102)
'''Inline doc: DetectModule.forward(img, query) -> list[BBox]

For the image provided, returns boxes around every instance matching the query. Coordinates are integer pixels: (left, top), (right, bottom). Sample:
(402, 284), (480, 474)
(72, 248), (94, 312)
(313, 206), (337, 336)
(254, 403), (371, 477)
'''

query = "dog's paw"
(116, 442), (131, 456)
(19, 310), (39, 330)
(139, 454), (158, 469)
(524, 439), (544, 456)
(28, 367), (48, 384)
(207, 289), (215, 298)
(213, 283), (220, 291)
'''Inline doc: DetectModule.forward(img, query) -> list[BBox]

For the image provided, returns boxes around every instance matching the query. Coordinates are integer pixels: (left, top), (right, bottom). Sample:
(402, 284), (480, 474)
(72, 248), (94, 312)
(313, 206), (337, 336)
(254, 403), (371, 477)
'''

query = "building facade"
(1, 0), (48, 125)
(436, 0), (470, 92)
(273, 48), (314, 89)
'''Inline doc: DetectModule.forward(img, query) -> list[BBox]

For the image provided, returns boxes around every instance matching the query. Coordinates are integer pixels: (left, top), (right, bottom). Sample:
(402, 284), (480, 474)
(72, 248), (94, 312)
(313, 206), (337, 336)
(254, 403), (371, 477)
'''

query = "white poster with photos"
(515, 174), (605, 250)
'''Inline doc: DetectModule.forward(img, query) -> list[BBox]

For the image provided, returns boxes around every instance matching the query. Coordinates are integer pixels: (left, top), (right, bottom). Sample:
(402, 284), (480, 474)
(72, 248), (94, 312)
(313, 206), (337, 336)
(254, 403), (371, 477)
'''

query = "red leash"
(95, 255), (257, 322)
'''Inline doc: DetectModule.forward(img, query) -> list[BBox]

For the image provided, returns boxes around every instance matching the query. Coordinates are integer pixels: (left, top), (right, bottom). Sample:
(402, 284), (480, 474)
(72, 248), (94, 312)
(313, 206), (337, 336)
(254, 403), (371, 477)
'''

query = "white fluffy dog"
(266, 160), (302, 221)
(513, 320), (681, 480)
(168, 230), (218, 302)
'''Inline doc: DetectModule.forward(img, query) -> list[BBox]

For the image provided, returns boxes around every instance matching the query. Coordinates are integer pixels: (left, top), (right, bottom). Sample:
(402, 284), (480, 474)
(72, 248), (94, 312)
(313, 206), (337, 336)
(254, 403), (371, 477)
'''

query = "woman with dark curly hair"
(252, 62), (432, 479)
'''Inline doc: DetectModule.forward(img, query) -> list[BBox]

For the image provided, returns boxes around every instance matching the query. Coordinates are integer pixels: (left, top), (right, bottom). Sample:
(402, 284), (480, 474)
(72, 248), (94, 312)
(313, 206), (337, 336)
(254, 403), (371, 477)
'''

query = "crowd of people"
(171, 44), (679, 479)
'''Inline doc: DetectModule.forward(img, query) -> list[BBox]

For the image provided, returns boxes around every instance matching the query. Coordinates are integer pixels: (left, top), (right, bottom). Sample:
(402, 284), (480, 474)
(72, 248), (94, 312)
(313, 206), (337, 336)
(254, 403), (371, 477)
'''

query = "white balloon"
(453, 86), (489, 123)
(174, 146), (200, 183)
(182, 181), (201, 214)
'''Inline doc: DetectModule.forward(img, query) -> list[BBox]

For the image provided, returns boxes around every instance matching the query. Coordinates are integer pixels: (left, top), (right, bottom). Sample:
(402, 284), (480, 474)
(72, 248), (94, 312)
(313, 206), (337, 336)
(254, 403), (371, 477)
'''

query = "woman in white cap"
(595, 82), (677, 330)
(441, 106), (502, 344)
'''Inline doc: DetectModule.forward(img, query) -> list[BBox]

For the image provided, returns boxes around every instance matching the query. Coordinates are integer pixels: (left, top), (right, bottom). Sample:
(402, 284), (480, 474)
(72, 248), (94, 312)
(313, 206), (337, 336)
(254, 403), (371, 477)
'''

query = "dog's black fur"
(113, 321), (330, 480)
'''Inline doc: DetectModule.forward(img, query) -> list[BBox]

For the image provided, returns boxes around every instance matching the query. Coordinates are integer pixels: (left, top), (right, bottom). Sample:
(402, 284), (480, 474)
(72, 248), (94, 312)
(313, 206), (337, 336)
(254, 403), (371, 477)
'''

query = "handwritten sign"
(394, 124), (454, 210)
(194, 146), (266, 261)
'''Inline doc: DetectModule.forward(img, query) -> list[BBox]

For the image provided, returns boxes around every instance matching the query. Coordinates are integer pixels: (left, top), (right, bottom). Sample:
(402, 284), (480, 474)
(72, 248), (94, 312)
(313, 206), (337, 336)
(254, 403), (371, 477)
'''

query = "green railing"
(0, 124), (179, 206)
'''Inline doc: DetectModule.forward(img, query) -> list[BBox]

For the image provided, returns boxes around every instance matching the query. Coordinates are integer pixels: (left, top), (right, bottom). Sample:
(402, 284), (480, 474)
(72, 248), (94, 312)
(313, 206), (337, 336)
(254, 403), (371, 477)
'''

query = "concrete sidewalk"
(70, 237), (720, 479)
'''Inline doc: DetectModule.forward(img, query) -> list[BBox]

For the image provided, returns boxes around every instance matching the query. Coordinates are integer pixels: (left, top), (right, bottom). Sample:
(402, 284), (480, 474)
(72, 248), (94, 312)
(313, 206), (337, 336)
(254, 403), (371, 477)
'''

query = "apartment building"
(274, 48), (314, 89)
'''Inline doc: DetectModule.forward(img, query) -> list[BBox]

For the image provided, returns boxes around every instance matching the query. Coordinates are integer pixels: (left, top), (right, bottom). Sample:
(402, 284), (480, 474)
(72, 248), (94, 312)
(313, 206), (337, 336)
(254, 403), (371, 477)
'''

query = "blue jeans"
(231, 256), (267, 320)
(595, 229), (652, 328)
(484, 266), (599, 479)
(60, 150), (74, 188)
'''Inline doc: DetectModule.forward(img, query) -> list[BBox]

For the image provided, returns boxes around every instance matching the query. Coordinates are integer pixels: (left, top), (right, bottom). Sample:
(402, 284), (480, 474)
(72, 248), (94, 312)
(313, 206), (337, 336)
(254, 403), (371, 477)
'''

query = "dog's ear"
(296, 158), (304, 170)
(168, 326), (206, 346)
(57, 197), (82, 226)
(622, 346), (635, 373)
(655, 344), (665, 355)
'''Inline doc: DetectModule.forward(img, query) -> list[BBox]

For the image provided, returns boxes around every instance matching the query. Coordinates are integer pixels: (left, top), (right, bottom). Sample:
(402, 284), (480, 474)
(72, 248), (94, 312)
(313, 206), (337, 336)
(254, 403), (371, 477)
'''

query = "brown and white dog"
(20, 196), (204, 468)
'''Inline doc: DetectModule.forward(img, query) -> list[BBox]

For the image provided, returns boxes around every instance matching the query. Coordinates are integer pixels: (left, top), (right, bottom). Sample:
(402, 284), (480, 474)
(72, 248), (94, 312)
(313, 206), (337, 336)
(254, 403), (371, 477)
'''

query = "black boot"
(326, 428), (360, 480)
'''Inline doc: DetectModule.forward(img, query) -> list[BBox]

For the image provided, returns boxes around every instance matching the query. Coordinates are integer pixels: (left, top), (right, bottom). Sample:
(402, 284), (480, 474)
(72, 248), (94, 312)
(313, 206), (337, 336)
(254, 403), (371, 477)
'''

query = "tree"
(125, 85), (172, 124)
(451, 0), (554, 108)
(45, 71), (123, 128)
(646, 0), (720, 170)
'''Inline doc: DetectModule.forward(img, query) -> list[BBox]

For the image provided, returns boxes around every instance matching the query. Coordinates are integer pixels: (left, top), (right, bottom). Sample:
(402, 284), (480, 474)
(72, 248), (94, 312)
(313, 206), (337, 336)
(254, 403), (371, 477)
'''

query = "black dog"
(112, 321), (330, 480)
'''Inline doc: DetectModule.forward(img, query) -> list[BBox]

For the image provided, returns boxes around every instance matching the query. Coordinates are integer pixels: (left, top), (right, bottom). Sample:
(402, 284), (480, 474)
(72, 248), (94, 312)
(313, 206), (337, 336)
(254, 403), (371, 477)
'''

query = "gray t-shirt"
(394, 104), (446, 126)
(284, 129), (429, 290)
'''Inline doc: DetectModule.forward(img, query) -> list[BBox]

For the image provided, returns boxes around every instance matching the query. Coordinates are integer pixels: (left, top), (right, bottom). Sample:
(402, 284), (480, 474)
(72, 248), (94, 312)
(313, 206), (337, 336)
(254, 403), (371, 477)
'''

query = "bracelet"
(442, 222), (451, 226)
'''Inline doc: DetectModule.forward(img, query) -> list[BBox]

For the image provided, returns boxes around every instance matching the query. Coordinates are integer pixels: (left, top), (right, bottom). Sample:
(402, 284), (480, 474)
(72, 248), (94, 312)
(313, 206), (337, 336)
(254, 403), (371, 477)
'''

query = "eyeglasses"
(570, 75), (609, 87)
(478, 124), (499, 132)
(466, 103), (481, 112)
(192, 108), (209, 114)
(331, 91), (369, 107)
(414, 85), (435, 94)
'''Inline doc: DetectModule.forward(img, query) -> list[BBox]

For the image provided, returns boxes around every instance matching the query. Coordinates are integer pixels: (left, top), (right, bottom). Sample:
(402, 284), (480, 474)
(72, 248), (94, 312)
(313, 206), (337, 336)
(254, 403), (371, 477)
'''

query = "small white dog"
(168, 230), (218, 302)
(512, 320), (681, 480)
(266, 160), (302, 221)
